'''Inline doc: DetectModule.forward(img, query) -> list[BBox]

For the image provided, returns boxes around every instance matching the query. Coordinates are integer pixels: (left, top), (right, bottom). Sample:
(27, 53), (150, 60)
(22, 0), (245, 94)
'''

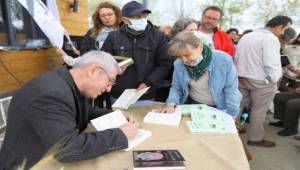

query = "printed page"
(130, 87), (150, 105)
(112, 87), (150, 109)
(91, 110), (152, 151)
(112, 89), (138, 109)
(143, 108), (182, 126)
(91, 110), (128, 131)
(124, 129), (152, 151)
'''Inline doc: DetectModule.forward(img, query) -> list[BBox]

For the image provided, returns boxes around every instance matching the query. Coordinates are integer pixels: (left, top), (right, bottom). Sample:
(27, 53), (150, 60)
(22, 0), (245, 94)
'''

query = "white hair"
(63, 51), (121, 74)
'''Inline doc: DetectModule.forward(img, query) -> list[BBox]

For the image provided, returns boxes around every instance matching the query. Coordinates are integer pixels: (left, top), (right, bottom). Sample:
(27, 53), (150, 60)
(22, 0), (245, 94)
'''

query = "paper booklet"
(91, 110), (151, 151)
(143, 108), (182, 127)
(112, 87), (150, 110)
(118, 58), (134, 67)
(178, 105), (237, 134)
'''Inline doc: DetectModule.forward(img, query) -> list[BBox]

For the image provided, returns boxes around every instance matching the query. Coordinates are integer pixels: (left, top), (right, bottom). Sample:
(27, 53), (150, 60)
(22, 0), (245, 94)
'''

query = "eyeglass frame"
(203, 15), (221, 22)
(98, 67), (116, 86)
(99, 12), (115, 18)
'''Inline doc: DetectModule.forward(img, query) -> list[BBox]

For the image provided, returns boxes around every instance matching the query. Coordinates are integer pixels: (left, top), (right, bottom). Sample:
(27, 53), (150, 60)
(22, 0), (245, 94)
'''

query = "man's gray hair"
(63, 51), (121, 74)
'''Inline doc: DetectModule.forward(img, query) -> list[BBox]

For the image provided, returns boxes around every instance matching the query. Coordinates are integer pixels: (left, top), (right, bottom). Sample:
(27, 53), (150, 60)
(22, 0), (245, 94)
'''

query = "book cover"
(133, 150), (185, 169)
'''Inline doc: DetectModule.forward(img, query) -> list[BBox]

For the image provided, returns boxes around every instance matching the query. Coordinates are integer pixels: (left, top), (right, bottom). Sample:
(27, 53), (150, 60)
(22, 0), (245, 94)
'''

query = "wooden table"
(35, 105), (250, 170)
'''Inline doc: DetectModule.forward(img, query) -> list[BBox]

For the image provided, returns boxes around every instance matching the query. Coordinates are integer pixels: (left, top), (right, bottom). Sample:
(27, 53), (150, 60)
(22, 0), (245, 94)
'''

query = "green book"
(178, 104), (237, 134)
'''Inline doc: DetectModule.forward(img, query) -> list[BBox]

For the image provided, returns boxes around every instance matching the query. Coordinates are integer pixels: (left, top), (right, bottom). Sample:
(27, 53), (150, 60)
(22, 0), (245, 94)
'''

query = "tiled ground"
(240, 113), (300, 170)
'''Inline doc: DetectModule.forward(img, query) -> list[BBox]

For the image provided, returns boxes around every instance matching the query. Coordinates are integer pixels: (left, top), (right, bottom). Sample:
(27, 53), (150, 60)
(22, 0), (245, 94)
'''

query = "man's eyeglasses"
(100, 13), (114, 18)
(99, 68), (116, 86)
(203, 15), (220, 22)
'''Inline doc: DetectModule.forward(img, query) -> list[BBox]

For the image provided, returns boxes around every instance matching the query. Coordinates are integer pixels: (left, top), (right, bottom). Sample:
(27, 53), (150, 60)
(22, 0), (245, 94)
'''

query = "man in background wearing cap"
(102, 0), (172, 100)
(0, 51), (139, 169)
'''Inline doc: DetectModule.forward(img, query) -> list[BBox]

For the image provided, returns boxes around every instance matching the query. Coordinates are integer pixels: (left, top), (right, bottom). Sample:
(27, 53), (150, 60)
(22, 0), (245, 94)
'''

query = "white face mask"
(184, 54), (203, 67)
(128, 18), (148, 31)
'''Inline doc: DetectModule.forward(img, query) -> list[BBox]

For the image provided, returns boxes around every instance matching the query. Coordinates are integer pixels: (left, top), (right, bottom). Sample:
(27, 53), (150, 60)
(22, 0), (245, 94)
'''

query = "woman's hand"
(161, 104), (176, 113)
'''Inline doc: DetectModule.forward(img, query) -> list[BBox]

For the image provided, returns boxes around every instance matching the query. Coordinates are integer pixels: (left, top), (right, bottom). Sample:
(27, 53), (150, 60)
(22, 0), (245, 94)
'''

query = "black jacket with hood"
(101, 21), (172, 99)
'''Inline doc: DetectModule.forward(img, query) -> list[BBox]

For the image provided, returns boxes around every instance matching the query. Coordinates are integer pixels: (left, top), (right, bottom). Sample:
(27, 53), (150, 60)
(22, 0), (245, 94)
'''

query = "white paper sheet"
(143, 109), (182, 127)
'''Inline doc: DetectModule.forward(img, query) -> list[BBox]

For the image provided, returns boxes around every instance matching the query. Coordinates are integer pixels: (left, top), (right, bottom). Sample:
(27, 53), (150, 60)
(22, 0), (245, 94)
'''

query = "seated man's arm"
(28, 92), (128, 163)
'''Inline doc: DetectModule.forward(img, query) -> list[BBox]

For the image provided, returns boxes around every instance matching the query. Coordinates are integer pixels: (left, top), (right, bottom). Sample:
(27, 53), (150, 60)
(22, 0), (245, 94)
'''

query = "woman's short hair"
(168, 31), (202, 57)
(280, 27), (296, 41)
(172, 18), (197, 37)
(91, 2), (122, 37)
(292, 33), (300, 45)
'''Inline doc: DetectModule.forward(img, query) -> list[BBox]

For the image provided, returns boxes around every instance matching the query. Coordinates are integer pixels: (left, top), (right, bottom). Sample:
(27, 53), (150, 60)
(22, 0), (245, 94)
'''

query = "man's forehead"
(204, 10), (221, 17)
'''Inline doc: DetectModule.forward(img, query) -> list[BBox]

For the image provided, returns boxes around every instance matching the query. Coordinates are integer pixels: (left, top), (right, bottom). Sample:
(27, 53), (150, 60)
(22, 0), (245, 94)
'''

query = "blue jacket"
(166, 50), (241, 116)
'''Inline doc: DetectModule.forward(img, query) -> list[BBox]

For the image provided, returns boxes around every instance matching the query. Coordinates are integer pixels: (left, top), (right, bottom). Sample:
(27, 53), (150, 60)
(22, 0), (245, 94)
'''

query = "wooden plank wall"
(0, 0), (88, 94)
(58, 0), (88, 36)
(0, 50), (48, 93)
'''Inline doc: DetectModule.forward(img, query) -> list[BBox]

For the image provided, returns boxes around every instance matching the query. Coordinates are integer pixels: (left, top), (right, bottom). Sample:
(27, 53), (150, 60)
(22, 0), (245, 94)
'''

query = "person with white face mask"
(161, 31), (241, 118)
(101, 1), (172, 101)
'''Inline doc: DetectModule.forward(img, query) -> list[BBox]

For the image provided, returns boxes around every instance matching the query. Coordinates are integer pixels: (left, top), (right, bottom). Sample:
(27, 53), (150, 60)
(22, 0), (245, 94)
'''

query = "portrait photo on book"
(133, 150), (185, 170)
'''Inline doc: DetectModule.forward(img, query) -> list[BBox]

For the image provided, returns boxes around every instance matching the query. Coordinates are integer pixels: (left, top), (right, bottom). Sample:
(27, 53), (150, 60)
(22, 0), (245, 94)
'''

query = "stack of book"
(133, 150), (185, 170)
(178, 104), (237, 134)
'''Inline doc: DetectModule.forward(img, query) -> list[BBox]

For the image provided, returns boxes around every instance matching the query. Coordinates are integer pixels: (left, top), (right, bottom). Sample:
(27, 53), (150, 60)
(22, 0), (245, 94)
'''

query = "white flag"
(46, 0), (60, 21)
(17, 0), (64, 48)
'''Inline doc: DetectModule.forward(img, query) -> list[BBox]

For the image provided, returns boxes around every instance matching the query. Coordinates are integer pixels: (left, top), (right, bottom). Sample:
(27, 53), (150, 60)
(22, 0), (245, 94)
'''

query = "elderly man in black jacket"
(101, 1), (172, 100)
(0, 51), (139, 169)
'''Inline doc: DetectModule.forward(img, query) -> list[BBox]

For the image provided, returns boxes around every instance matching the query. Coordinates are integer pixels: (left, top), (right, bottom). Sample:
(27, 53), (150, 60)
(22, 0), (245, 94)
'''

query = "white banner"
(17, 0), (64, 48)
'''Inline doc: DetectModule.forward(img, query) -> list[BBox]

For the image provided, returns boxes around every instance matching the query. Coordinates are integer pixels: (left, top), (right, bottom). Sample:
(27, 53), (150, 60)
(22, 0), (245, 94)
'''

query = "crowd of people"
(0, 0), (300, 169)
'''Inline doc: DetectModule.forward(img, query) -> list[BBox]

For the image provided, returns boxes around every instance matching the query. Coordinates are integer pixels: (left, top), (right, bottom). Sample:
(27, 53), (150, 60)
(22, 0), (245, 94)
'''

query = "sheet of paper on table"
(143, 108), (182, 127)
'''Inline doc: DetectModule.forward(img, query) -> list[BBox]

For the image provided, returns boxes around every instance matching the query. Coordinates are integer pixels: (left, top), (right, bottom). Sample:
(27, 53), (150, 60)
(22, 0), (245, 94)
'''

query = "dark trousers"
(274, 92), (300, 130)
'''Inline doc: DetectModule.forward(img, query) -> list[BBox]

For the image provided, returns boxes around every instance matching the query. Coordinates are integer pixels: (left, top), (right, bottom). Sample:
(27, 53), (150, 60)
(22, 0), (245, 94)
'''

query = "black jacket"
(0, 66), (128, 170)
(80, 29), (97, 55)
(101, 21), (172, 99)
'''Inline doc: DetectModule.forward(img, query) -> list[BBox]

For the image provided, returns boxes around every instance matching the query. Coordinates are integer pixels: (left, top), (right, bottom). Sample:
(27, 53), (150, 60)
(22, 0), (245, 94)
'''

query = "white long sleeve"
(235, 29), (282, 82)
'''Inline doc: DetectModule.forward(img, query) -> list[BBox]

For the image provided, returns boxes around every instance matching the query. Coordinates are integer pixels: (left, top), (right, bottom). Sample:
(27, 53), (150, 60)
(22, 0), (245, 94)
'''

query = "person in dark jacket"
(80, 2), (122, 55)
(80, 2), (122, 109)
(0, 51), (139, 170)
(101, 1), (172, 100)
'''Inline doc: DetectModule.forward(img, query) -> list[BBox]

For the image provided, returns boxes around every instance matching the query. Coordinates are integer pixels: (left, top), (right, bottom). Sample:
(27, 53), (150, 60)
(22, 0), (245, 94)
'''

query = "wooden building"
(0, 0), (88, 94)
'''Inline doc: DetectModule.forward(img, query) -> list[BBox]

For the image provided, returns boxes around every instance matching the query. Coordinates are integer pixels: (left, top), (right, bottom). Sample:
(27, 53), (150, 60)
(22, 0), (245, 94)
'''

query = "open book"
(112, 87), (150, 110)
(143, 109), (182, 127)
(91, 110), (151, 151)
